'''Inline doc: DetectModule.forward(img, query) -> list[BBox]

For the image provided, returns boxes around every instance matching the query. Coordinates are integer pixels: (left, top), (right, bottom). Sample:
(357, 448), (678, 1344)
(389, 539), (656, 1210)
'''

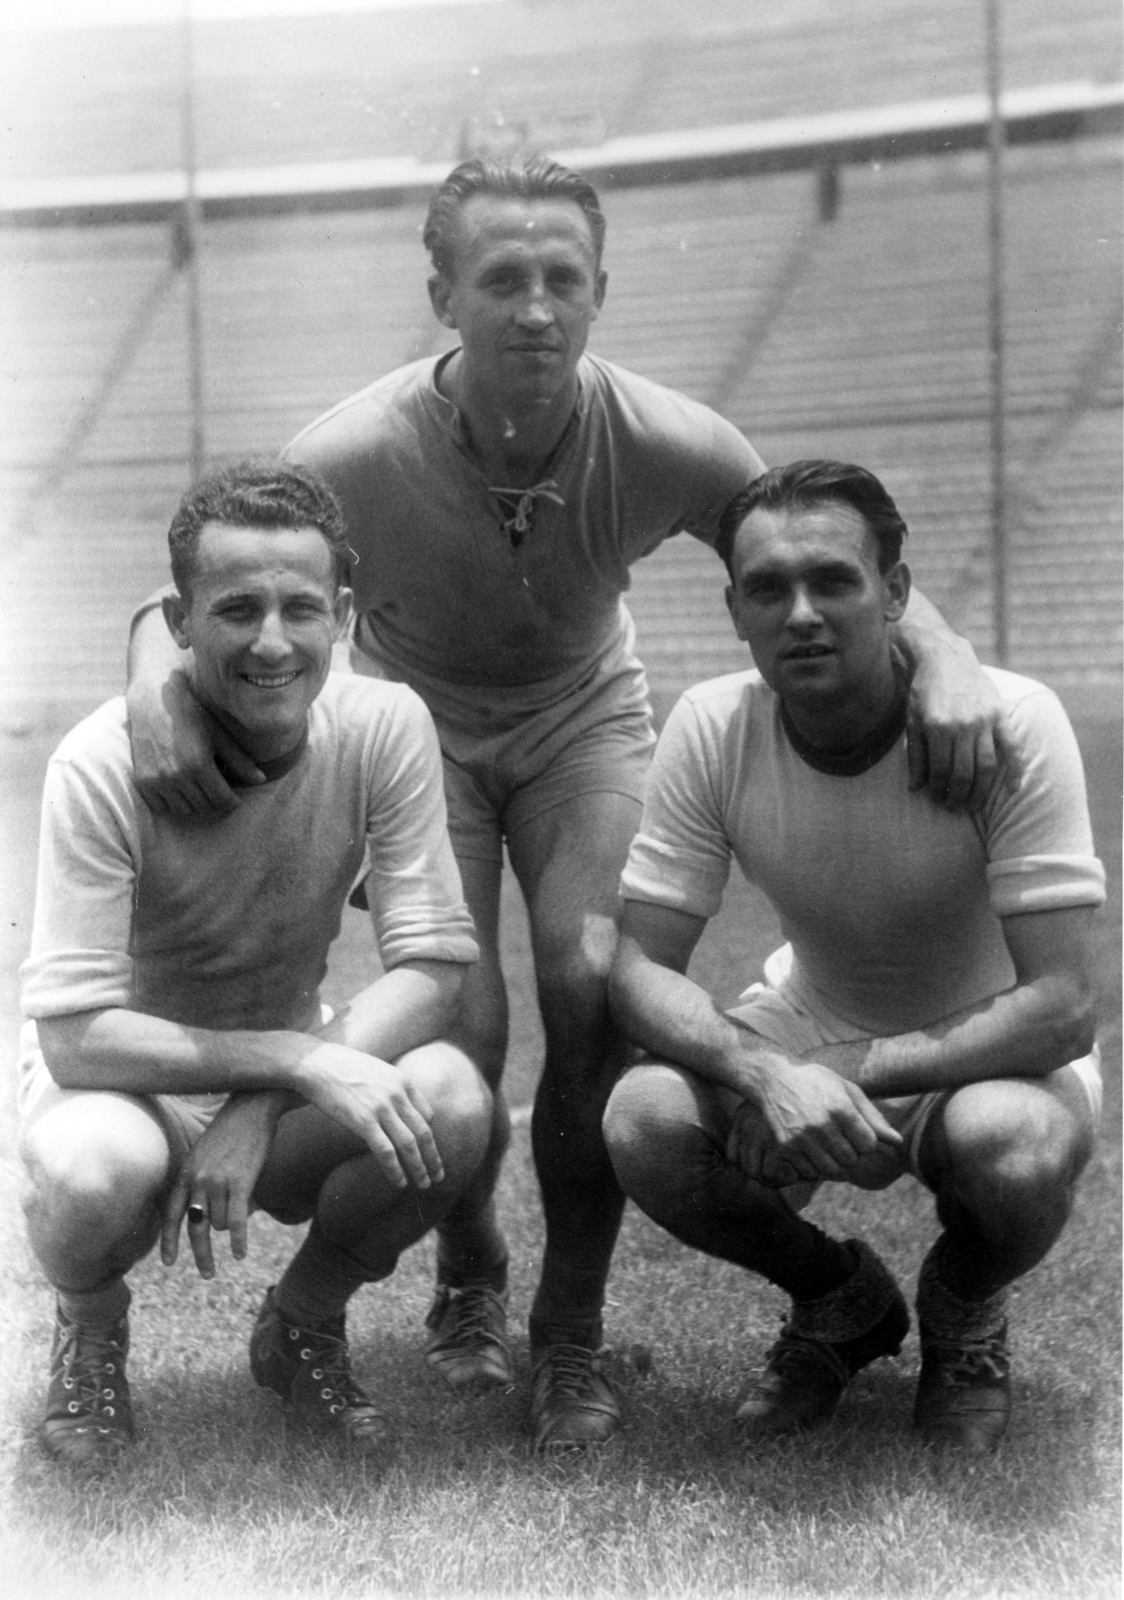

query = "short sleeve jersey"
(21, 675), (478, 1037)
(620, 667), (1105, 1036)
(284, 352), (763, 689)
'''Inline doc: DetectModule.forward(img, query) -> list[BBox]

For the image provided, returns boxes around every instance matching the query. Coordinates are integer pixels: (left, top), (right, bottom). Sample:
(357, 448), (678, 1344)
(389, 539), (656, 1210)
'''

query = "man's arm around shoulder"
(125, 593), (263, 817)
(894, 589), (1024, 812)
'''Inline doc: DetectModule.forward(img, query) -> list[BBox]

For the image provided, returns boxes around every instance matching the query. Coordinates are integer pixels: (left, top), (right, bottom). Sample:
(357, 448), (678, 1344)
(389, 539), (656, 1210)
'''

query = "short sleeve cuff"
(20, 950), (133, 1018)
(620, 845), (726, 920)
(380, 930), (480, 970)
(988, 855), (1106, 917)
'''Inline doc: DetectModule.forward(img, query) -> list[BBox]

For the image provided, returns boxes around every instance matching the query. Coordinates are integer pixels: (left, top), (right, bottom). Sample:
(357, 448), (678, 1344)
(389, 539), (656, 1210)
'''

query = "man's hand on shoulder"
(904, 635), (1023, 813)
(127, 669), (263, 818)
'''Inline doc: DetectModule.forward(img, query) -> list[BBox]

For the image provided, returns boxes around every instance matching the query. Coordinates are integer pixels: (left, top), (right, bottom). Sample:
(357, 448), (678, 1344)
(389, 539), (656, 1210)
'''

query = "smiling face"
(163, 521), (352, 762)
(428, 193), (607, 415)
(725, 498), (910, 738)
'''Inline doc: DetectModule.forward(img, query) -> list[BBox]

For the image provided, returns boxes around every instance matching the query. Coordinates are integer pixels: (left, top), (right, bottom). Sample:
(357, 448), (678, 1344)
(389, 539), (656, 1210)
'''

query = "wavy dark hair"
(168, 459), (348, 598)
(423, 154), (607, 277)
(716, 460), (909, 576)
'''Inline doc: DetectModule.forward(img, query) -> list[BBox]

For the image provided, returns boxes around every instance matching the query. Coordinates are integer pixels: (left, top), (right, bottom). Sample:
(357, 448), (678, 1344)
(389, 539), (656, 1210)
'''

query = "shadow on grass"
(6, 1267), (1119, 1600)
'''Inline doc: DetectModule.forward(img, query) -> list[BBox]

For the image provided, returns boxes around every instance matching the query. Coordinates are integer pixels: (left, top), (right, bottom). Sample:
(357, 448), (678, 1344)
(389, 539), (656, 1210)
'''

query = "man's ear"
(725, 583), (749, 642)
(591, 268), (608, 318)
(332, 587), (354, 642)
(162, 592), (191, 650)
(428, 272), (457, 329)
(882, 559), (911, 624)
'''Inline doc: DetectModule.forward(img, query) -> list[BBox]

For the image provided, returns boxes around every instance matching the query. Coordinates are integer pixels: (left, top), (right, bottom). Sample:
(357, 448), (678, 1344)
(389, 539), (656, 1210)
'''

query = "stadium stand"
(0, 0), (1120, 722)
(3, 0), (1120, 178)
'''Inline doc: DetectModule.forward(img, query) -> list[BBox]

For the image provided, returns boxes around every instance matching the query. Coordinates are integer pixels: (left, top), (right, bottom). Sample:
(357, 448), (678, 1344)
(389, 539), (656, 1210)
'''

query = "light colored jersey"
(21, 675), (478, 1041)
(620, 667), (1105, 1036)
(284, 352), (763, 691)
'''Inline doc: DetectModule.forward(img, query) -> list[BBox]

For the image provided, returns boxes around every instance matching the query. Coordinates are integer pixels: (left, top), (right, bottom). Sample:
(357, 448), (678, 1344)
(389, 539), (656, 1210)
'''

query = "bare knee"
(400, 1041), (493, 1169)
(534, 933), (623, 1093)
(20, 1102), (170, 1256)
(539, 913), (615, 1008)
(603, 1064), (713, 1212)
(937, 1079), (1093, 1216)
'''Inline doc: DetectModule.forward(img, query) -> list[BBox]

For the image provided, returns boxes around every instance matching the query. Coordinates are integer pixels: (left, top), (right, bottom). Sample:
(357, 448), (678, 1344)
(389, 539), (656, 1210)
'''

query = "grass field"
(0, 711), (1119, 1600)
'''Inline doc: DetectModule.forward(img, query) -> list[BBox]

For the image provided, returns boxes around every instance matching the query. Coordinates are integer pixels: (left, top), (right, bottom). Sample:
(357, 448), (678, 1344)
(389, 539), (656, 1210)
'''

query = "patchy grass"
(0, 717), (1119, 1599)
(2, 1135), (1119, 1600)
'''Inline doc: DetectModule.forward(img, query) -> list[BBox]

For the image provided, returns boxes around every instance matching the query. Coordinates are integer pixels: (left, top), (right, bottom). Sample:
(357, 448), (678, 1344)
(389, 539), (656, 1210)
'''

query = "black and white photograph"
(0, 2), (1120, 1596)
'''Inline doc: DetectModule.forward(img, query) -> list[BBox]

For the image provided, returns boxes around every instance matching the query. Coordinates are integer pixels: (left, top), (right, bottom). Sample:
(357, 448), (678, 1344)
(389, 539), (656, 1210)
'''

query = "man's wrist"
(721, 1041), (796, 1105)
(227, 1087), (302, 1121)
(909, 626), (977, 677)
(165, 663), (198, 706)
(125, 657), (191, 715)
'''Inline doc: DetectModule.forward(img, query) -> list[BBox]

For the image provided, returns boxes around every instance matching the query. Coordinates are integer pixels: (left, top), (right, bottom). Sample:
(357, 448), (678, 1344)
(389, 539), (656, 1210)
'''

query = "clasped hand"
(726, 1059), (901, 1187)
(162, 1046), (444, 1278)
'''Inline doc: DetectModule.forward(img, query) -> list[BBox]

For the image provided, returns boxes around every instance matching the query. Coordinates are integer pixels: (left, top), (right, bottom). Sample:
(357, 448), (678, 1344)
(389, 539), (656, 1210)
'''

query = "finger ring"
(187, 1203), (208, 1225)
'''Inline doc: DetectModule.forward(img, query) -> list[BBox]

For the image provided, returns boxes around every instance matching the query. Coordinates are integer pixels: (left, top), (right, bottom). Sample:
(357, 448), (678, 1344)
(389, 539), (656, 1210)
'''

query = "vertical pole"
(985, 0), (1008, 664)
(180, 0), (205, 481)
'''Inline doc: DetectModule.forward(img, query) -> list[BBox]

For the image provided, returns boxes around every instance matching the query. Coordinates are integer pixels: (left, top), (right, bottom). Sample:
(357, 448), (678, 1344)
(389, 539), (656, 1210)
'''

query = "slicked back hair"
(168, 459), (349, 599)
(716, 460), (909, 578)
(423, 155), (607, 279)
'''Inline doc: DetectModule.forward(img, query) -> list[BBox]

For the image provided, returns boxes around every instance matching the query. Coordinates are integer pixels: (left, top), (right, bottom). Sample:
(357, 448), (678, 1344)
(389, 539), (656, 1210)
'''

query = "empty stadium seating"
(3, 0), (1120, 178)
(0, 0), (1120, 722)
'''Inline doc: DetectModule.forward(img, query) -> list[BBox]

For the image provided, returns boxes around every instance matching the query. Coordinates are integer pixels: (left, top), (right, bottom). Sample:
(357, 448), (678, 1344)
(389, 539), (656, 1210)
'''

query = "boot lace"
(52, 1319), (127, 1428)
(427, 1285), (507, 1352)
(765, 1324), (850, 1389)
(287, 1321), (375, 1417)
(926, 1329), (1010, 1389)
(535, 1341), (605, 1399)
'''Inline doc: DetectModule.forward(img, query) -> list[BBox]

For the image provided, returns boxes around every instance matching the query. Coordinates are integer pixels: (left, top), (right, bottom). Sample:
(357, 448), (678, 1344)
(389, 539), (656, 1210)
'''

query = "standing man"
(125, 159), (1015, 1451)
(19, 462), (488, 1470)
(604, 460), (1103, 1452)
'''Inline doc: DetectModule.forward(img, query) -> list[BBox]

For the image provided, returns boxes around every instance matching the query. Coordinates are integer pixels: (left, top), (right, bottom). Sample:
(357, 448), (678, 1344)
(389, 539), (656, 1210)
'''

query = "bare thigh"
(21, 1082), (176, 1199)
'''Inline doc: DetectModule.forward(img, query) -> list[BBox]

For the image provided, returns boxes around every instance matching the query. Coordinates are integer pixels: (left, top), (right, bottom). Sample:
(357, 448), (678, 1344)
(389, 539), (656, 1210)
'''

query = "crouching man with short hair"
(604, 460), (1104, 1453)
(18, 461), (489, 1469)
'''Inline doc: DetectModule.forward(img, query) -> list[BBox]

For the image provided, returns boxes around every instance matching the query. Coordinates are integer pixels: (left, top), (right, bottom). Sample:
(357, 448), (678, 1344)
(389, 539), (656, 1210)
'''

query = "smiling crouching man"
(17, 461), (489, 1470)
(604, 460), (1105, 1453)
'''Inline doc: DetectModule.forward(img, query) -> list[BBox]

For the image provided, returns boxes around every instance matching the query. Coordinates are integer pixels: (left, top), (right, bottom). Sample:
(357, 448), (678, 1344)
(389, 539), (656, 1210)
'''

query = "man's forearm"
(818, 976), (1096, 1100)
(316, 959), (466, 1061)
(39, 1006), (357, 1099)
(123, 587), (259, 812)
(126, 586), (183, 690)
(221, 1086), (304, 1124)
(609, 942), (796, 1103)
(893, 585), (976, 667)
